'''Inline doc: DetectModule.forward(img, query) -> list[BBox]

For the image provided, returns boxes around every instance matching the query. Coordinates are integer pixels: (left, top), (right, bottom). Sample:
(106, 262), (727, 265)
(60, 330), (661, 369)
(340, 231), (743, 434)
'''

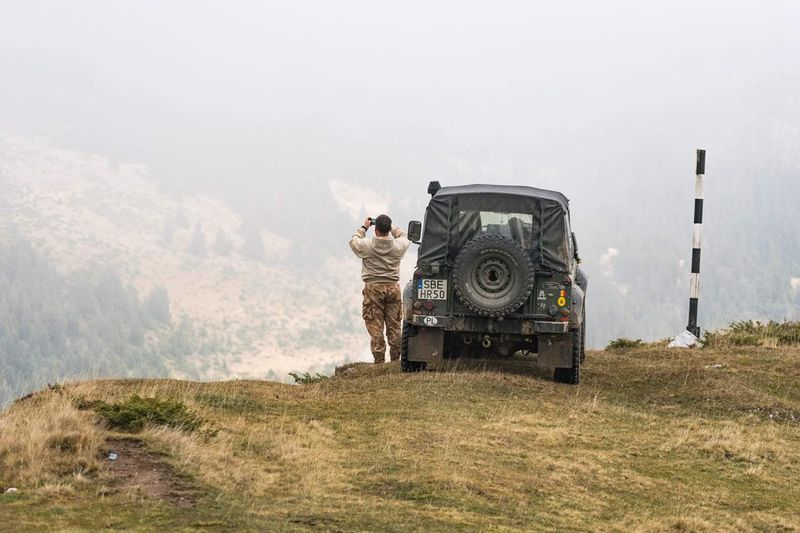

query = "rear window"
(456, 211), (534, 249)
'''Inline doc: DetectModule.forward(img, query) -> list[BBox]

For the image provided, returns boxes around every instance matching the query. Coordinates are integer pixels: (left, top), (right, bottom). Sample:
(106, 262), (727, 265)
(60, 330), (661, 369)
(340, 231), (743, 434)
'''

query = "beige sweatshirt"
(349, 225), (411, 284)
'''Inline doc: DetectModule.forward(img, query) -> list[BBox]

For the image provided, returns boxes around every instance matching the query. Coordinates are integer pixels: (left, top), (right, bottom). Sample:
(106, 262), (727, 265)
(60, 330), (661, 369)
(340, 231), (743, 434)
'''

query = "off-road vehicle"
(402, 182), (587, 384)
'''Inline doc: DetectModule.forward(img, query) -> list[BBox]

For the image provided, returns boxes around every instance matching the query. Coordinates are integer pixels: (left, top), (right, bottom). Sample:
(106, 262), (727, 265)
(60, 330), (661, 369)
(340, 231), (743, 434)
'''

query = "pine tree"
(143, 286), (171, 325)
(239, 218), (265, 261)
(212, 229), (234, 257)
(174, 206), (191, 228)
(161, 219), (174, 246)
(188, 224), (208, 258)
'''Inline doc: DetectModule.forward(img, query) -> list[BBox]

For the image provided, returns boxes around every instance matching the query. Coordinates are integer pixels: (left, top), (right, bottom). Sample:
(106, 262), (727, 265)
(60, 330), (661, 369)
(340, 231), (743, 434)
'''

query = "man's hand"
(363, 217), (373, 229)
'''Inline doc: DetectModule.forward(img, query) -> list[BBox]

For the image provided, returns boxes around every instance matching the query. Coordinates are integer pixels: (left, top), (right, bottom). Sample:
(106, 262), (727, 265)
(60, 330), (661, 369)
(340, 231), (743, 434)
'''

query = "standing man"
(349, 214), (411, 363)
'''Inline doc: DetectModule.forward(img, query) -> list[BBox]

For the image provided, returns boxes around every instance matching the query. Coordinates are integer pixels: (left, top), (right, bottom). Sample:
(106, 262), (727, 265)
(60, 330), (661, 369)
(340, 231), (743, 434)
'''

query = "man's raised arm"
(391, 224), (411, 254)
(349, 218), (372, 258)
(391, 225), (407, 239)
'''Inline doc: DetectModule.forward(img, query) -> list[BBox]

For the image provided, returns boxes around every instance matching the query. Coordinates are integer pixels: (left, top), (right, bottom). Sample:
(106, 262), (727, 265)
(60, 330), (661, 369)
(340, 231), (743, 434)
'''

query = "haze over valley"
(2, 1), (800, 404)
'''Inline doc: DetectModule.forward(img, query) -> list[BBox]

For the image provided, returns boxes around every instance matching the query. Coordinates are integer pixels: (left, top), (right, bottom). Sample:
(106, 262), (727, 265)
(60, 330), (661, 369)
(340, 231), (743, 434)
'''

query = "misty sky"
(3, 1), (798, 192)
(2, 1), (800, 341)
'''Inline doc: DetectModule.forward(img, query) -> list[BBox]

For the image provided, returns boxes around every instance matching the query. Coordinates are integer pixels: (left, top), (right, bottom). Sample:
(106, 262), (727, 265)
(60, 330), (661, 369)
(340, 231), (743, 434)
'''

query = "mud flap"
(536, 334), (572, 368)
(407, 327), (444, 364)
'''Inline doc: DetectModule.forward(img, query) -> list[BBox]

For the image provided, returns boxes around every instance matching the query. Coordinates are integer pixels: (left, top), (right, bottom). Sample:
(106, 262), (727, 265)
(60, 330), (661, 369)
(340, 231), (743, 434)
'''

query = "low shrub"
(80, 395), (202, 432)
(702, 321), (800, 348)
(605, 338), (644, 351)
(288, 372), (329, 385)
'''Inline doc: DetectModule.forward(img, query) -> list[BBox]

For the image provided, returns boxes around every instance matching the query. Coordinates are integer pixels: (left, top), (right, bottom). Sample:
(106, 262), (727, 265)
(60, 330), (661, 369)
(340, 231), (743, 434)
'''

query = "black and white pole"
(687, 149), (705, 338)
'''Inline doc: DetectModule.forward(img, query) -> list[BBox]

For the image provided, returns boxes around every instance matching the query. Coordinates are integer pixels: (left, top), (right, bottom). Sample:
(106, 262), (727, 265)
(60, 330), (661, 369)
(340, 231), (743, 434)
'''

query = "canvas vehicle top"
(402, 182), (587, 384)
(417, 184), (571, 273)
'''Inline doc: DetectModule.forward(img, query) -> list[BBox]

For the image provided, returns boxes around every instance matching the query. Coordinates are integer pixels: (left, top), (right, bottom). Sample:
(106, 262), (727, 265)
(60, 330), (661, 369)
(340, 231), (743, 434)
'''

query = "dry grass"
(0, 392), (104, 489)
(140, 416), (342, 499)
(2, 347), (800, 531)
(65, 378), (344, 500)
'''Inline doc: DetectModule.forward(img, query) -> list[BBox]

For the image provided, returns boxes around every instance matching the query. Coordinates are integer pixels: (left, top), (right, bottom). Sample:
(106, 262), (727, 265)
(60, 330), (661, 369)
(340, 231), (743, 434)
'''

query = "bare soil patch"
(104, 438), (196, 508)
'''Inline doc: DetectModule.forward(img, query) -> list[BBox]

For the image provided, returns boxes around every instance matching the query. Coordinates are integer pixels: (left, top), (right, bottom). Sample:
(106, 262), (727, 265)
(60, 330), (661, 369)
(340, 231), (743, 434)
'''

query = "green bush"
(288, 372), (329, 385)
(702, 321), (800, 348)
(81, 395), (202, 432)
(605, 338), (644, 351)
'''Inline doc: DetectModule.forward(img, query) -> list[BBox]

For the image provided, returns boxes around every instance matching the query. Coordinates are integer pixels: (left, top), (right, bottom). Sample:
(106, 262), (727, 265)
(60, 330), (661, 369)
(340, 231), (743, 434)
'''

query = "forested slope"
(0, 240), (207, 406)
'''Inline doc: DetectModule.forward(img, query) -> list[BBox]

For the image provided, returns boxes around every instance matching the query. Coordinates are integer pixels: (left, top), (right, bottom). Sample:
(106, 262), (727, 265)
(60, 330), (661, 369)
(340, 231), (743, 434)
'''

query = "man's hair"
(374, 214), (392, 234)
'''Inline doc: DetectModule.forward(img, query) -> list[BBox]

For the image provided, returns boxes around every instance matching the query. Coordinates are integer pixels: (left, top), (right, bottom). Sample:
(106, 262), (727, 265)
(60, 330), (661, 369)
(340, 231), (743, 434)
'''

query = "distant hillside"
(0, 136), (374, 392)
(0, 240), (221, 406)
(4, 131), (800, 403)
(1, 344), (798, 530)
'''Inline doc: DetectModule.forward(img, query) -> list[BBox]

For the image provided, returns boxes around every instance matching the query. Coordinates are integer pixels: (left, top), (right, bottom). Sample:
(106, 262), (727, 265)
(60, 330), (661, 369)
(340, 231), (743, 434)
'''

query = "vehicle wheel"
(554, 327), (581, 385)
(400, 322), (426, 372)
(452, 234), (534, 318)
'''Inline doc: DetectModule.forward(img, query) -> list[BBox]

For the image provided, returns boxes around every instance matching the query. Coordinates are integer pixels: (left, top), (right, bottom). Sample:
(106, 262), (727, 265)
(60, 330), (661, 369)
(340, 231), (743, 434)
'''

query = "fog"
(2, 1), (800, 401)
(4, 2), (799, 190)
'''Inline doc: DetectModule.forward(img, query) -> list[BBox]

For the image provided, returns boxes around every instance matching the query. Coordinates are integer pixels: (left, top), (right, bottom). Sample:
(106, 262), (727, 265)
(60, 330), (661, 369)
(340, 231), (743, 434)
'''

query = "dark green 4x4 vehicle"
(402, 182), (588, 384)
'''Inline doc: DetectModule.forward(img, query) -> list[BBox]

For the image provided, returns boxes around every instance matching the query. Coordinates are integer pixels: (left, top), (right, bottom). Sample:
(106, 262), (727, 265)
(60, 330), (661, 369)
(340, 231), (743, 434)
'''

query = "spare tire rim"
(474, 257), (513, 297)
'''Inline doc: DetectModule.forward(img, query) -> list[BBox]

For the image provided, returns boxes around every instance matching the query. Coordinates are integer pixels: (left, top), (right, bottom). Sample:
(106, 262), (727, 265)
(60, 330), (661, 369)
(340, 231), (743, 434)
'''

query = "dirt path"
(104, 438), (196, 508)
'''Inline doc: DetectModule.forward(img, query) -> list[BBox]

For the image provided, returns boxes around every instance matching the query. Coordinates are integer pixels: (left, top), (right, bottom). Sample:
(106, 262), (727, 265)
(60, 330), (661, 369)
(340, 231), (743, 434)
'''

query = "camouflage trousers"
(362, 282), (403, 363)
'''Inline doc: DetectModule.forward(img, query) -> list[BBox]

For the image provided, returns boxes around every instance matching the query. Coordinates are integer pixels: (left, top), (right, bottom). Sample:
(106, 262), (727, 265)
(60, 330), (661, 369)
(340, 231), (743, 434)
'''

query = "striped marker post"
(687, 149), (705, 338)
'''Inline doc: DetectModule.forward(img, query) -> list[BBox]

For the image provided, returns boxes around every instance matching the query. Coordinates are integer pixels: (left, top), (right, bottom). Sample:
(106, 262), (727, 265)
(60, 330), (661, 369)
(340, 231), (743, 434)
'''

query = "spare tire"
(452, 234), (534, 317)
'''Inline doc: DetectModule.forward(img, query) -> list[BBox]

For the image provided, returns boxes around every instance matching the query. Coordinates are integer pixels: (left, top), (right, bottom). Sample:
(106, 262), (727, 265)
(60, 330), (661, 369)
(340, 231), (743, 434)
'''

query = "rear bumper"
(409, 315), (569, 335)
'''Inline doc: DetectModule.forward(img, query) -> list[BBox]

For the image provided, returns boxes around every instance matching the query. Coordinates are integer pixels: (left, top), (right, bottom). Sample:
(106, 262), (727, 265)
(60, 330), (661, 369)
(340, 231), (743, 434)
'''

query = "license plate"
(417, 279), (447, 300)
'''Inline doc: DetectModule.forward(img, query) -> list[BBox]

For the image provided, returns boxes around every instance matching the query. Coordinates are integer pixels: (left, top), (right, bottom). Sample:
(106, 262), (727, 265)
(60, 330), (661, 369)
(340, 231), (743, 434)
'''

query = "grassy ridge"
(1, 346), (799, 531)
